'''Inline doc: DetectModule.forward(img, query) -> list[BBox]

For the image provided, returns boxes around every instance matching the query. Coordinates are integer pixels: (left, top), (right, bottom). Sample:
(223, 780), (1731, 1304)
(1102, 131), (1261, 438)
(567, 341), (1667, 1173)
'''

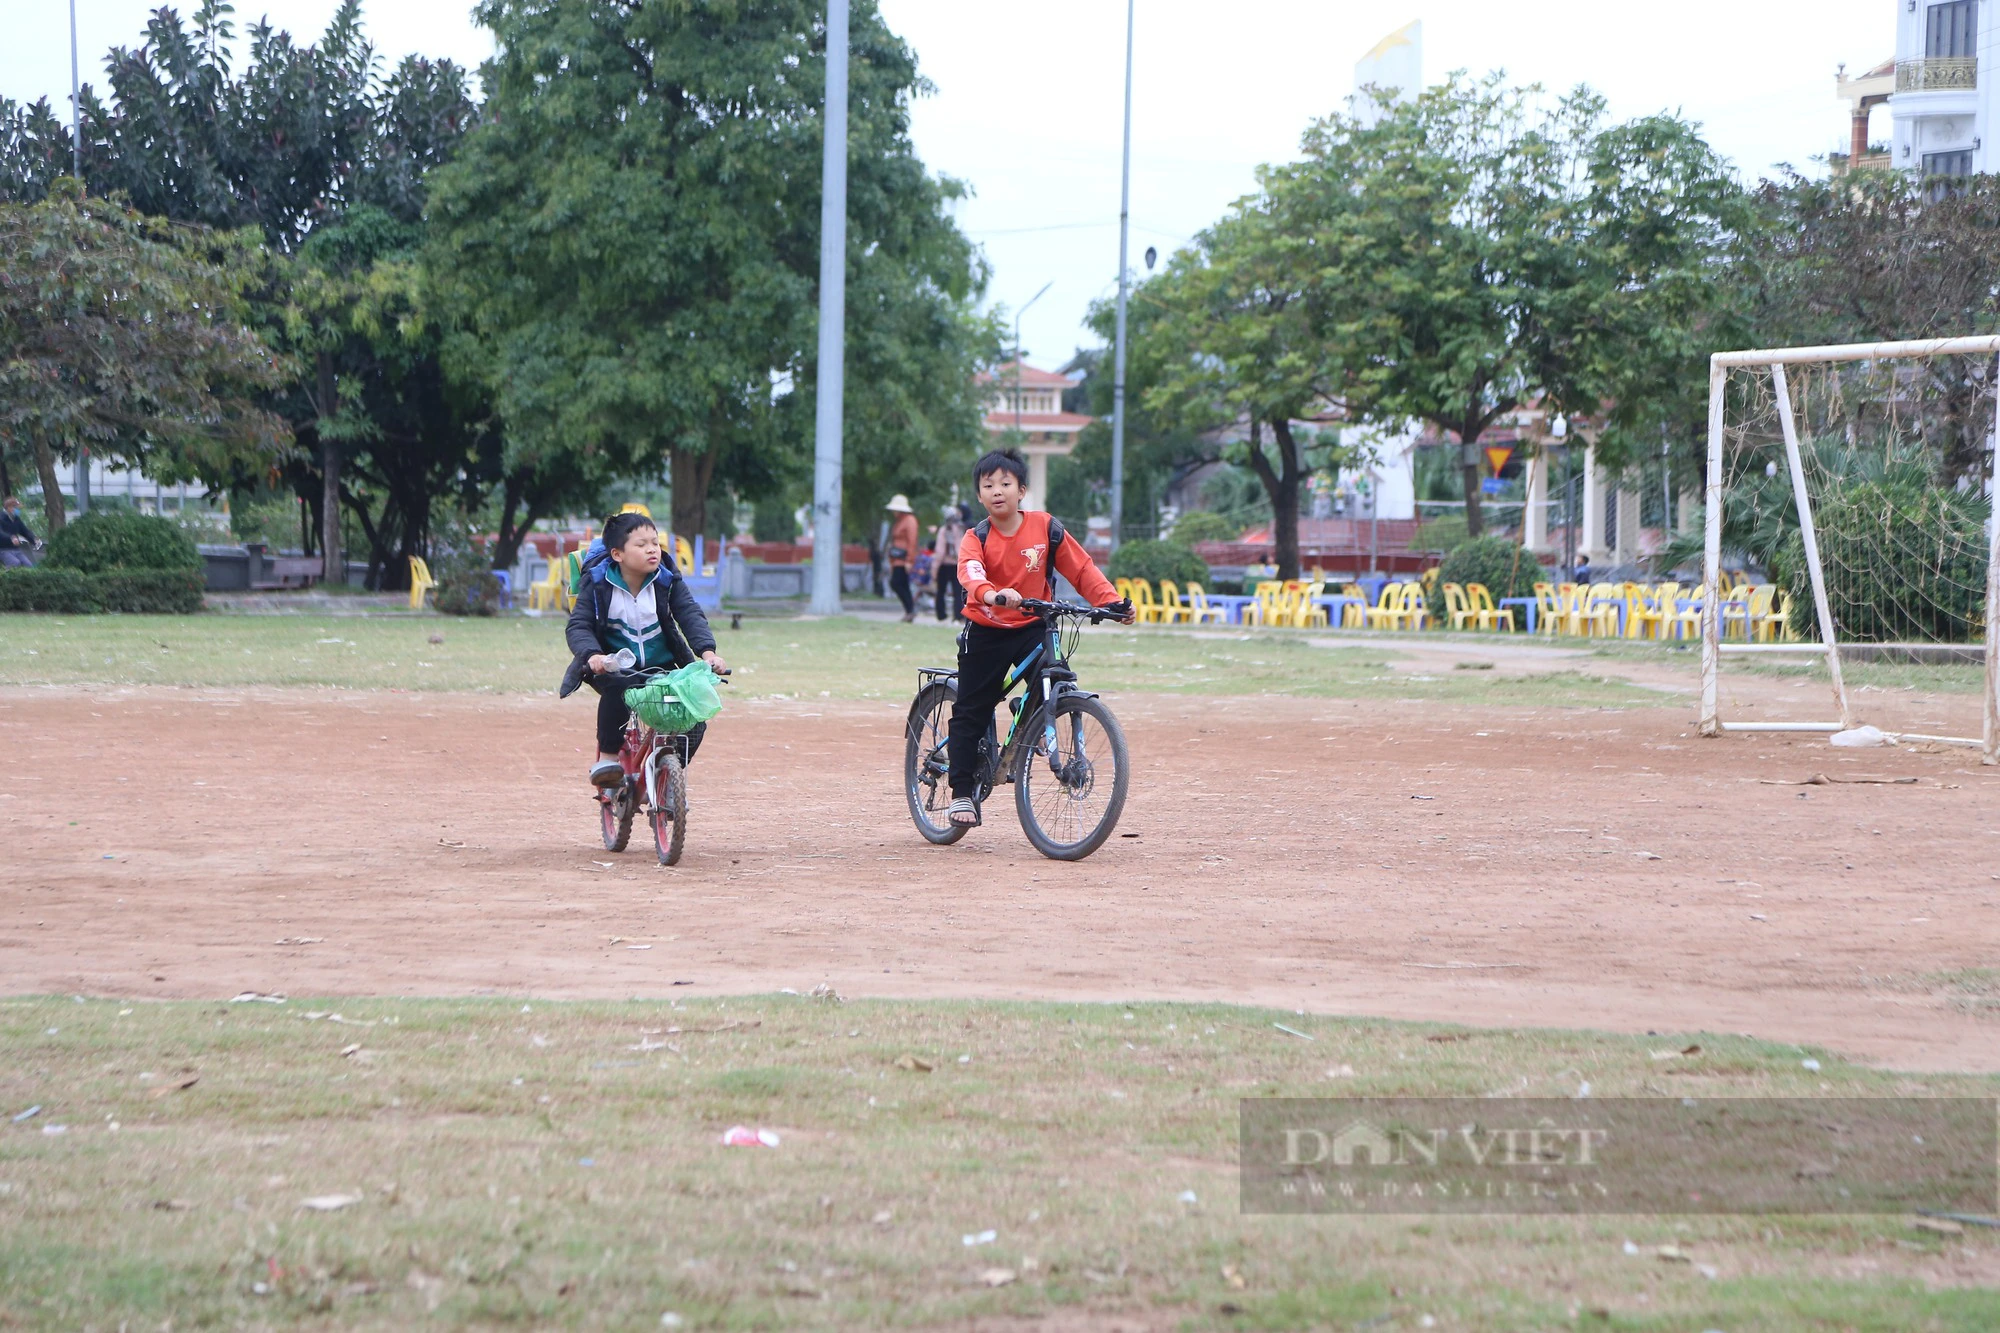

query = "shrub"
(1168, 510), (1244, 545)
(1430, 535), (1547, 622)
(1106, 538), (1208, 589)
(0, 567), (204, 613)
(1778, 481), (1989, 642)
(44, 509), (201, 574)
(431, 543), (504, 616)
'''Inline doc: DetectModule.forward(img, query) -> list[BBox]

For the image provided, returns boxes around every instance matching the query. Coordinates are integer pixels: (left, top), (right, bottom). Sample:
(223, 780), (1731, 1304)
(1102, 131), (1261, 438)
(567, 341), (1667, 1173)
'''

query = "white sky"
(7, 1), (1895, 369)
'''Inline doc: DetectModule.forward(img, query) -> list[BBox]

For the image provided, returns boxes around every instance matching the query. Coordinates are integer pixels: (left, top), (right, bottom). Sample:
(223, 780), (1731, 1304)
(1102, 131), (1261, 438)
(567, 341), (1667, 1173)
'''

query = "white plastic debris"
(1801, 1058), (1821, 1072)
(301, 1194), (361, 1211)
(1829, 725), (1888, 748)
(720, 1126), (779, 1147)
(962, 1229), (998, 1247)
(1178, 1190), (1199, 1204)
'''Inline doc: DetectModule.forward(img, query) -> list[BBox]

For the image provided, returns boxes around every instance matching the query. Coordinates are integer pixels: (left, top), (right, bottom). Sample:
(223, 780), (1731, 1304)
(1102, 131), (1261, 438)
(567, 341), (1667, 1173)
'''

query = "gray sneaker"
(590, 760), (625, 788)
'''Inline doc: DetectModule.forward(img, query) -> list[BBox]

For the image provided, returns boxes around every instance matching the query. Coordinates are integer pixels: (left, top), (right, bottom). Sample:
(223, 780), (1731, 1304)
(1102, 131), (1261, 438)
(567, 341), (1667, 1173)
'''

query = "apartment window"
(1928, 1), (1977, 60)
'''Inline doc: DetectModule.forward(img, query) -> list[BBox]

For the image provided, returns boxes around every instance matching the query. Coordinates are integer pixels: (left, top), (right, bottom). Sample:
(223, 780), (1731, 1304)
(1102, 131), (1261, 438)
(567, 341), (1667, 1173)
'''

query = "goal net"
(1696, 336), (2000, 763)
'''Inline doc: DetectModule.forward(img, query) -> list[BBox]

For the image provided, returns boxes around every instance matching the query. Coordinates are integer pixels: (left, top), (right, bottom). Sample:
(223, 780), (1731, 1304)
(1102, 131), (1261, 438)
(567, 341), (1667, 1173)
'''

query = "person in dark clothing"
(933, 502), (967, 621)
(0, 496), (37, 567)
(558, 512), (727, 788)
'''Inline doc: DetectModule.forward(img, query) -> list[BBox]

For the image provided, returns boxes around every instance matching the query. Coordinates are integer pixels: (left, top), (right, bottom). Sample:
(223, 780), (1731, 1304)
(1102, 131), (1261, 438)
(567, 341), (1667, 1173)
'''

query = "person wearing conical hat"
(885, 494), (919, 623)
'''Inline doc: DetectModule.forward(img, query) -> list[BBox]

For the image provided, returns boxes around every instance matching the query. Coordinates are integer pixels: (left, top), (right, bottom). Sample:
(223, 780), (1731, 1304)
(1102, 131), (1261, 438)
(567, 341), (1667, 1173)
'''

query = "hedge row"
(0, 567), (205, 614)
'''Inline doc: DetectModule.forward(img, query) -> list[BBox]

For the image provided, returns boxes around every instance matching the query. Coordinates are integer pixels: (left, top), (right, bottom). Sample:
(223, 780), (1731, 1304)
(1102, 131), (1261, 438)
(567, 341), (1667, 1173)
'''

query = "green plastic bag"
(624, 661), (724, 735)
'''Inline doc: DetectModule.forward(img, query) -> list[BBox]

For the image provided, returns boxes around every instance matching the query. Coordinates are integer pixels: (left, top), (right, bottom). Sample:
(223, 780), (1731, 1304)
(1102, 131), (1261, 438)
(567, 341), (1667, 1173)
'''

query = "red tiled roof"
(977, 360), (1077, 389)
(983, 411), (1094, 432)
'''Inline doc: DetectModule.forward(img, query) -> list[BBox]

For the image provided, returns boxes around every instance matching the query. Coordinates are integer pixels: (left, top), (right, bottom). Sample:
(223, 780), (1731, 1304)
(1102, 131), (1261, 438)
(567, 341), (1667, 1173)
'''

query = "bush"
(1107, 538), (1209, 589)
(0, 567), (204, 613)
(44, 509), (202, 574)
(1778, 481), (1989, 642)
(1430, 535), (1547, 622)
(430, 542), (504, 617)
(1168, 510), (1244, 545)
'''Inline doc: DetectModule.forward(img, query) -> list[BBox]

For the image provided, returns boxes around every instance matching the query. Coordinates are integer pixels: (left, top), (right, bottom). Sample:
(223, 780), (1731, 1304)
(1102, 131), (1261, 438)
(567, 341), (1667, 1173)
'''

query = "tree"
(429, 0), (991, 548)
(3, 1), (482, 586)
(1116, 201), (1351, 578)
(0, 182), (289, 535)
(1266, 76), (1742, 534)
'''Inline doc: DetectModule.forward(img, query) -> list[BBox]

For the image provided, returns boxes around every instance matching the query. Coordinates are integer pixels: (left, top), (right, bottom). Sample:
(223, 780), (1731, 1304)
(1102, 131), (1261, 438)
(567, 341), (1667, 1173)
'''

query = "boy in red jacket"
(948, 448), (1131, 827)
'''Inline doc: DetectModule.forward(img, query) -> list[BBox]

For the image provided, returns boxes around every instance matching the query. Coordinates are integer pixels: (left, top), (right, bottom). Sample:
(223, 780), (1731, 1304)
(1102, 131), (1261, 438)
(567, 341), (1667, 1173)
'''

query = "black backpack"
(970, 515), (1067, 598)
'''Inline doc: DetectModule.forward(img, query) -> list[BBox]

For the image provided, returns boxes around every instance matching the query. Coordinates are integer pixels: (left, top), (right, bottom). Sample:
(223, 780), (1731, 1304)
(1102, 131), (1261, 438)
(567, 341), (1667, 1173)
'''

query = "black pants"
(589, 669), (707, 763)
(935, 569), (964, 621)
(889, 566), (915, 616)
(948, 622), (1045, 799)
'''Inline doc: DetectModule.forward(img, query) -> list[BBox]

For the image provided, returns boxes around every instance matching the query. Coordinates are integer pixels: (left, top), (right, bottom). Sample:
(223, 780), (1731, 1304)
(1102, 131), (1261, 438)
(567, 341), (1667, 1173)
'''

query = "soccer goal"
(1696, 335), (2000, 764)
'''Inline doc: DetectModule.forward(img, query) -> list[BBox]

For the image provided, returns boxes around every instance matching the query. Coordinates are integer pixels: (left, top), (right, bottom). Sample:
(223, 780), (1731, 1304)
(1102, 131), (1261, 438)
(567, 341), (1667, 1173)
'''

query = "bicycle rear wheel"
(652, 751), (687, 866)
(1012, 693), (1128, 861)
(905, 680), (968, 845)
(601, 779), (636, 852)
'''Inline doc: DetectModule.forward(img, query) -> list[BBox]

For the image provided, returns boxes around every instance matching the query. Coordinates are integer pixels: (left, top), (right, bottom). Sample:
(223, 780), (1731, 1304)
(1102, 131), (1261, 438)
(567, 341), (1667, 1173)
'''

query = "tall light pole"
(1108, 0), (1134, 552)
(1012, 281), (1053, 434)
(809, 0), (850, 616)
(68, 0), (82, 182)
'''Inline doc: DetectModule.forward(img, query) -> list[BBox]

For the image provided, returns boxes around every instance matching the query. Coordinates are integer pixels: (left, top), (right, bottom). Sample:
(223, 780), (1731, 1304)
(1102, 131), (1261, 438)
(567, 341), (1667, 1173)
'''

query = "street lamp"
(808, 0), (851, 616)
(1108, 0), (1135, 553)
(1012, 281), (1053, 435)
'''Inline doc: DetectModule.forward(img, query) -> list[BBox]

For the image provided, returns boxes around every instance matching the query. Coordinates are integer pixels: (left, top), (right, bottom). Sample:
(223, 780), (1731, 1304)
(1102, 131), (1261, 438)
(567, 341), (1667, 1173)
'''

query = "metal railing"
(1896, 57), (1977, 92)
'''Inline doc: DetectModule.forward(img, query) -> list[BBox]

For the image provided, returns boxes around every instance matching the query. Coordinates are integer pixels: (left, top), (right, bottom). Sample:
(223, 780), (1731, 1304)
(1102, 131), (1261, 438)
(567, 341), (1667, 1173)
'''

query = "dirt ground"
(3, 667), (1997, 1073)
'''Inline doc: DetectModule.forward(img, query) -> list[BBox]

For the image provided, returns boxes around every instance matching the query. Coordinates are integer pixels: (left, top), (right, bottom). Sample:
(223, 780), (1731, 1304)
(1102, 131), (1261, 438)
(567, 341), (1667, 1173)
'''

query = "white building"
(1890, 0), (1989, 177)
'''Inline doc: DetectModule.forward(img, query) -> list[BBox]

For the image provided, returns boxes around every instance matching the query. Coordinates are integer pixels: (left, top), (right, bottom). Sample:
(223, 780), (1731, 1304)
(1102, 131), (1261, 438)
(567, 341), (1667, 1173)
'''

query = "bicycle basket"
(623, 662), (723, 735)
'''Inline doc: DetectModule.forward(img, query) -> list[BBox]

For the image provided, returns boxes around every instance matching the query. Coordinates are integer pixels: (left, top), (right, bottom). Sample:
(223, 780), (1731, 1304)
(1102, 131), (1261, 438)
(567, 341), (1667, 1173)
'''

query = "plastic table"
(1206, 594), (1259, 624)
(1314, 595), (1364, 628)
(1497, 597), (1538, 635)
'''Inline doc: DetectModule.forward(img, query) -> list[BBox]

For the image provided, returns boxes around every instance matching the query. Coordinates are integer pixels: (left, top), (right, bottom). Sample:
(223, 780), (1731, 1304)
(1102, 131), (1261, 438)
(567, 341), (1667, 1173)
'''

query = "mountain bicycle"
(600, 664), (728, 866)
(903, 598), (1130, 861)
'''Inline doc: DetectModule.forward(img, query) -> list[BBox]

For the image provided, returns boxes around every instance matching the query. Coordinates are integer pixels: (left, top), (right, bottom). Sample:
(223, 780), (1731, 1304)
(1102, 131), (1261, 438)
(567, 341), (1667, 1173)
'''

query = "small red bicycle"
(598, 664), (727, 866)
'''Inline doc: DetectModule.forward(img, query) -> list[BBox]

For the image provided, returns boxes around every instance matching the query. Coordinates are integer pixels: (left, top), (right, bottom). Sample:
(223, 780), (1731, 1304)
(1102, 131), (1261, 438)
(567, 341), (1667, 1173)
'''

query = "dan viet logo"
(1288, 1120), (1610, 1169)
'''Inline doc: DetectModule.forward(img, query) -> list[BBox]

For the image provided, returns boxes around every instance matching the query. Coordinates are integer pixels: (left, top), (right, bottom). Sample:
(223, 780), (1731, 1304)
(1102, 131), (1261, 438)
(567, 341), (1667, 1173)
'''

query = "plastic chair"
(1290, 581), (1330, 628)
(1533, 582), (1562, 635)
(1363, 582), (1411, 630)
(1128, 581), (1163, 624)
(1181, 582), (1226, 625)
(527, 559), (567, 612)
(1465, 583), (1515, 631)
(1241, 581), (1288, 627)
(493, 569), (513, 610)
(1155, 580), (1192, 625)
(1629, 582), (1677, 640)
(675, 534), (695, 574)
(408, 555), (436, 610)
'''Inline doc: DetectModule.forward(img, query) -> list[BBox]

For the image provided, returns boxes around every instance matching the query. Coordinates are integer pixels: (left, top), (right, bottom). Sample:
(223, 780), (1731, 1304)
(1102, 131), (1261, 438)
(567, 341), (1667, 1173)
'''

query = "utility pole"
(1012, 281), (1052, 434)
(1108, 0), (1135, 553)
(809, 0), (850, 617)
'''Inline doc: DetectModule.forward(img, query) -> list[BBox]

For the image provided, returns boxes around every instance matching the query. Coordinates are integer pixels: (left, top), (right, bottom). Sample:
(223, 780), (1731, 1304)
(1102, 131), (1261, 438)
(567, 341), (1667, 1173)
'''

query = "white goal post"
(1696, 335), (2000, 765)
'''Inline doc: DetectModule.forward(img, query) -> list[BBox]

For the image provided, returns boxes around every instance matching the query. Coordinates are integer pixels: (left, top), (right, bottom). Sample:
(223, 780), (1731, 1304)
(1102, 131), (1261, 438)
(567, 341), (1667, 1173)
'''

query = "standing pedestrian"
(885, 494), (918, 622)
(933, 502), (967, 621)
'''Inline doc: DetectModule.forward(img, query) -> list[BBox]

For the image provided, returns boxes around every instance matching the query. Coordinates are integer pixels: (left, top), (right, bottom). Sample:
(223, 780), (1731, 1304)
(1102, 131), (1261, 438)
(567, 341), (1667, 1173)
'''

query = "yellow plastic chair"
(1403, 582), (1432, 631)
(408, 555), (436, 610)
(1761, 588), (1798, 642)
(1533, 582), (1562, 635)
(1128, 580), (1163, 624)
(1289, 580), (1330, 629)
(1339, 584), (1367, 627)
(1629, 582), (1677, 640)
(1363, 582), (1410, 630)
(1155, 580), (1192, 625)
(1464, 583), (1515, 631)
(1183, 582), (1228, 625)
(675, 534), (695, 573)
(1240, 581), (1287, 627)
(1443, 582), (1472, 630)
(527, 558), (567, 612)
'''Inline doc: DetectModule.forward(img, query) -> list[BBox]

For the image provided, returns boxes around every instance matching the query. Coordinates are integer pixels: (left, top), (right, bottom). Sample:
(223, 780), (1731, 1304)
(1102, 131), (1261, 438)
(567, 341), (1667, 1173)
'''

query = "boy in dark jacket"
(558, 512), (727, 788)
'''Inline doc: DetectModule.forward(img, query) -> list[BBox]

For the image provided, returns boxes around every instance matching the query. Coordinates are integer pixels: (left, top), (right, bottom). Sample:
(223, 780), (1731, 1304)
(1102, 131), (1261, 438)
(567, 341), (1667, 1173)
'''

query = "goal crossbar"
(1697, 339), (2000, 764)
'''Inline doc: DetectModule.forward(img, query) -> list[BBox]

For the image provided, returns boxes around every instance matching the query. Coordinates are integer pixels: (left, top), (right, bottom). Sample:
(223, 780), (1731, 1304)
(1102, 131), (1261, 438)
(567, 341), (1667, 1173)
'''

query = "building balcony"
(1896, 57), (1977, 92)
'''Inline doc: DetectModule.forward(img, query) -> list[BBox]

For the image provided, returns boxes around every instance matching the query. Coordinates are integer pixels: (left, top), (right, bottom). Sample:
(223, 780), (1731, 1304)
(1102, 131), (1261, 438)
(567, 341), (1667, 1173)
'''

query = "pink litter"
(720, 1125), (780, 1148)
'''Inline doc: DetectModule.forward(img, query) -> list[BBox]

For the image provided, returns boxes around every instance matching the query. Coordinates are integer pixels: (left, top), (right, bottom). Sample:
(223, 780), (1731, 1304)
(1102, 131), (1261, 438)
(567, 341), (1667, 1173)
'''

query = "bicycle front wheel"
(1012, 693), (1128, 861)
(652, 751), (687, 866)
(905, 681), (968, 845)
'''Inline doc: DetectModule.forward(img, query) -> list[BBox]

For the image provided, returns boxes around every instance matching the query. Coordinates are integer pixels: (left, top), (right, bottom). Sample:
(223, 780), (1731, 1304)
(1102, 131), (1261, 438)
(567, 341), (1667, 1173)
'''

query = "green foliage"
(43, 510), (202, 574)
(429, 0), (995, 546)
(752, 496), (799, 544)
(0, 187), (290, 536)
(1778, 481), (1989, 643)
(0, 567), (204, 613)
(1168, 510), (1244, 545)
(1107, 539), (1209, 588)
(1433, 536), (1547, 620)
(429, 542), (503, 617)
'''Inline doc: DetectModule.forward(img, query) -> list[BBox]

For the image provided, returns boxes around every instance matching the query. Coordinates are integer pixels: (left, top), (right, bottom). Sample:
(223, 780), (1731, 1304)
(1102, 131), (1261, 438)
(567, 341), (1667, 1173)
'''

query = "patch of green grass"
(0, 613), (1664, 708)
(0, 998), (1993, 1330)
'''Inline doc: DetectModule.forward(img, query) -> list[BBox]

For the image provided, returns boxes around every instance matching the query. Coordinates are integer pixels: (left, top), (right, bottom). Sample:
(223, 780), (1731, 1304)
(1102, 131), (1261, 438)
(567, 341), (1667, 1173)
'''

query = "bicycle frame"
(922, 608), (1101, 795)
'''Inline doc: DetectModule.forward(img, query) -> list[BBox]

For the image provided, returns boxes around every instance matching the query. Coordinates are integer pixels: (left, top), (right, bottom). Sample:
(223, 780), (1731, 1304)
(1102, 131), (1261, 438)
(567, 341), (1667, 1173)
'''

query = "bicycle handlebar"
(1018, 597), (1124, 625)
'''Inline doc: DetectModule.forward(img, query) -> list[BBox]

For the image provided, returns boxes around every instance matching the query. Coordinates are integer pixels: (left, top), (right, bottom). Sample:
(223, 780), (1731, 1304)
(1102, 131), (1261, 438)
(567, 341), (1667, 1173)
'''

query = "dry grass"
(2, 996), (1995, 1330)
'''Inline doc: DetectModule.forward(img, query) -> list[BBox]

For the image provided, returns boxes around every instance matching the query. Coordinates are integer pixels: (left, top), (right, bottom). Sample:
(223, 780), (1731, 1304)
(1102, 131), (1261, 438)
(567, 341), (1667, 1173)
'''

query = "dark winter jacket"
(558, 551), (717, 698)
(0, 508), (35, 549)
